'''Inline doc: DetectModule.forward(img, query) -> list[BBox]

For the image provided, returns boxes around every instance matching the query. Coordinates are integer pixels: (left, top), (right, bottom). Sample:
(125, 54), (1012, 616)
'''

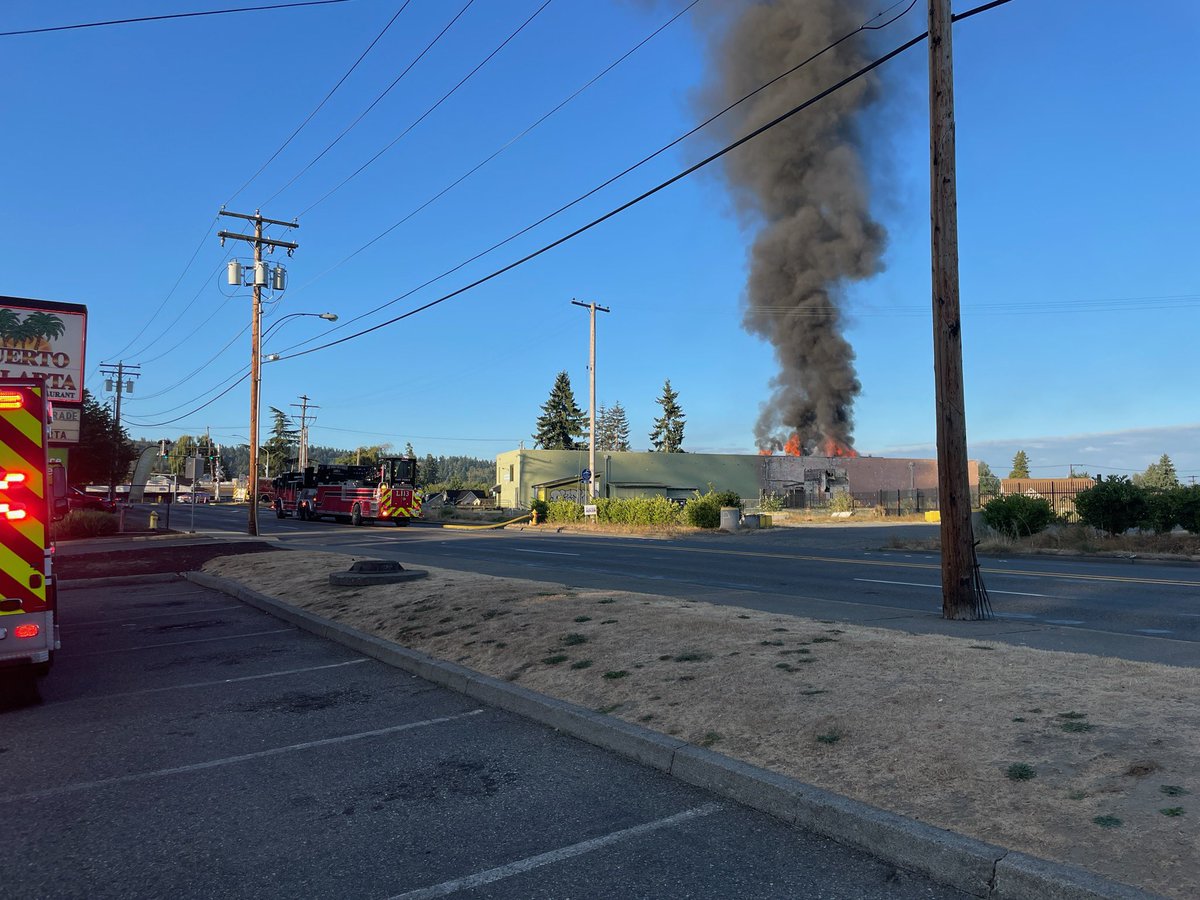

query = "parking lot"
(2, 576), (965, 899)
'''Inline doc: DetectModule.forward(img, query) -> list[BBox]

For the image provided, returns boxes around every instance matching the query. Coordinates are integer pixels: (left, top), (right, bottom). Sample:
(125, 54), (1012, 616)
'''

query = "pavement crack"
(987, 849), (1009, 898)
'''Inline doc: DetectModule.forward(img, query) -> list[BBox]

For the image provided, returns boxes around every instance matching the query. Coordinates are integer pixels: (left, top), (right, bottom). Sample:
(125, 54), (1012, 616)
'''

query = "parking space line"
(3, 709), (484, 803)
(64, 628), (296, 657)
(53, 659), (370, 704)
(390, 802), (723, 899)
(64, 605), (248, 628)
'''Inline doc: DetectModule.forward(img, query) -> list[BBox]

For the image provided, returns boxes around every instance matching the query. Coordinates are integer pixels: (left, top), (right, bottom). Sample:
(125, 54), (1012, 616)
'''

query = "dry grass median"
(204, 550), (1199, 897)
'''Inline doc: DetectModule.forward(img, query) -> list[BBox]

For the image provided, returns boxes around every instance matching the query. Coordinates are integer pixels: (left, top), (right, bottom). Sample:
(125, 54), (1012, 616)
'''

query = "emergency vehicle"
(0, 377), (65, 686)
(272, 456), (420, 526)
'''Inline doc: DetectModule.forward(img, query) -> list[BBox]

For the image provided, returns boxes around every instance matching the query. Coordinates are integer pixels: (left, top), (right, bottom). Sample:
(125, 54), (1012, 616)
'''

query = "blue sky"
(3, 0), (1197, 481)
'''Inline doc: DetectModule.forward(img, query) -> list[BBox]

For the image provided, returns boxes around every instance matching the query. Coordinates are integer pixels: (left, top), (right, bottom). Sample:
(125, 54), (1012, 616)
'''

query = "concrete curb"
(59, 572), (184, 590)
(185, 570), (1162, 900)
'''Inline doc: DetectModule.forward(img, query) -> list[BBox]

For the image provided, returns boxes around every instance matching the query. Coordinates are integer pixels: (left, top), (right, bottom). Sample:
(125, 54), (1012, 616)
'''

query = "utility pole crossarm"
(217, 231), (299, 252)
(218, 209), (299, 229)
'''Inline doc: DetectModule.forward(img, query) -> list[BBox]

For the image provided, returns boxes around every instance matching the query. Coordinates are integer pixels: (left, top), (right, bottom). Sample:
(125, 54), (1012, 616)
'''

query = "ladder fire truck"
(272, 456), (420, 526)
(0, 377), (66, 690)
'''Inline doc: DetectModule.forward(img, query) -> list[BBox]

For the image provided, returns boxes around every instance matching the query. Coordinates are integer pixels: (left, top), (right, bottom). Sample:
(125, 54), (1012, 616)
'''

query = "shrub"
(594, 495), (680, 527)
(1075, 476), (1148, 536)
(982, 494), (1054, 538)
(829, 491), (855, 514)
(758, 491), (786, 512)
(529, 498), (549, 523)
(547, 500), (583, 523)
(1176, 485), (1200, 535)
(51, 509), (119, 540)
(1141, 489), (1182, 535)
(683, 491), (721, 528)
(713, 489), (742, 511)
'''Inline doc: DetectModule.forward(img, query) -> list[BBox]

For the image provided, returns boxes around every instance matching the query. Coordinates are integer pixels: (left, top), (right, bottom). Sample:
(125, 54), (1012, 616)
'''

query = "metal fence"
(782, 487), (985, 515)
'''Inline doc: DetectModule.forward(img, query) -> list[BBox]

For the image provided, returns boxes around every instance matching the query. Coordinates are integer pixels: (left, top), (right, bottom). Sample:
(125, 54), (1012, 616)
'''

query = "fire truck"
(0, 377), (65, 690)
(272, 456), (421, 526)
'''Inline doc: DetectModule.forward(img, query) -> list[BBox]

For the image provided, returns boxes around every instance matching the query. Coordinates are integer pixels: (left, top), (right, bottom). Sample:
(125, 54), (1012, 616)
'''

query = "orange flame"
(784, 433), (802, 456)
(822, 437), (859, 458)
(758, 447), (773, 456)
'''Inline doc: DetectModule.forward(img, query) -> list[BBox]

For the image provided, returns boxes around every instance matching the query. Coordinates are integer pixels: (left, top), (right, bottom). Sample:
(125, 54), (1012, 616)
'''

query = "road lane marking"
(853, 578), (1051, 598)
(62, 627), (296, 657)
(389, 802), (723, 899)
(660, 545), (1200, 588)
(511, 548), (581, 556)
(2, 709), (484, 804)
(64, 605), (247, 628)
(55, 659), (370, 704)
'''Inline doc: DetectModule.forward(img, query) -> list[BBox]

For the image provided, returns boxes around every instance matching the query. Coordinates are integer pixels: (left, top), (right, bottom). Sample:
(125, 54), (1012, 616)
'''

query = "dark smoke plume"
(701, 0), (887, 453)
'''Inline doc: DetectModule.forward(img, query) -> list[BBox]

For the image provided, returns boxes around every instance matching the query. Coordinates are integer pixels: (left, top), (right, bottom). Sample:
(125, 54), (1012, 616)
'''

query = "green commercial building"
(494, 448), (980, 511)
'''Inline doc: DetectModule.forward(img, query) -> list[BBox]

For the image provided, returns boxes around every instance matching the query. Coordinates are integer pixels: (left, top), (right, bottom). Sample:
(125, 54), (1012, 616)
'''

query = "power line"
(127, 0), (1010, 425)
(297, 0), (557, 216)
(226, 0), (412, 205)
(1, 1), (352, 38)
(287, 0), (703, 297)
(261, 0), (478, 206)
(133, 0), (920, 410)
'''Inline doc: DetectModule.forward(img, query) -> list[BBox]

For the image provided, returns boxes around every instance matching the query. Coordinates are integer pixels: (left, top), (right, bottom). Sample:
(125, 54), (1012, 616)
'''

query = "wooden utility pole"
(928, 0), (988, 619)
(571, 299), (610, 500)
(291, 394), (318, 471)
(99, 361), (140, 504)
(218, 208), (298, 536)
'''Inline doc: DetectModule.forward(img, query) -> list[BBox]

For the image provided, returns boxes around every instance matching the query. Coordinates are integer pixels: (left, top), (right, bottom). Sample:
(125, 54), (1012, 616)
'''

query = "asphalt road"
(181, 504), (1200, 667)
(2, 576), (966, 900)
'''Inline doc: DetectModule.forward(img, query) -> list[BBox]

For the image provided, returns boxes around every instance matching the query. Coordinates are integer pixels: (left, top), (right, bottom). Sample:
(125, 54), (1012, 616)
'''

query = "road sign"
(580, 468), (591, 483)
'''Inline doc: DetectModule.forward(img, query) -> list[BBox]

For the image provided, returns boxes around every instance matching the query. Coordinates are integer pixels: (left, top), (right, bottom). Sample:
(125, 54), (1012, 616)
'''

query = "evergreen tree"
(533, 371), (586, 450)
(420, 453), (439, 487)
(261, 407), (298, 476)
(594, 404), (613, 451)
(977, 461), (1001, 497)
(1008, 450), (1030, 479)
(404, 441), (415, 458)
(73, 389), (138, 487)
(649, 379), (686, 452)
(608, 400), (631, 451)
(1134, 454), (1179, 489)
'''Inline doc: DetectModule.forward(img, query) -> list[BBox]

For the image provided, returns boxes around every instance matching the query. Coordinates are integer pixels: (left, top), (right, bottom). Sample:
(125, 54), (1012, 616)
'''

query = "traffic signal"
(158, 439), (170, 457)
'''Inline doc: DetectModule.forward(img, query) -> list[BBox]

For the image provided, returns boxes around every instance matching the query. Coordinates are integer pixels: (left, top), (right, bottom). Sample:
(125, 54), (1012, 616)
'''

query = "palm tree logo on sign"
(0, 309), (66, 350)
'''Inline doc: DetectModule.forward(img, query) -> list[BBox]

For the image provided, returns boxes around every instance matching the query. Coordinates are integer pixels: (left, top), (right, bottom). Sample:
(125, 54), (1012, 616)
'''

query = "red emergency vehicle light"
(0, 502), (27, 520)
(0, 470), (26, 490)
(13, 623), (39, 639)
(0, 391), (24, 410)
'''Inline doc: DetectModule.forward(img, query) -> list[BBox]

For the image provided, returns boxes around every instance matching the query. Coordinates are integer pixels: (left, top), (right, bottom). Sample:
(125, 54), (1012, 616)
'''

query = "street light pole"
(572, 299), (610, 500)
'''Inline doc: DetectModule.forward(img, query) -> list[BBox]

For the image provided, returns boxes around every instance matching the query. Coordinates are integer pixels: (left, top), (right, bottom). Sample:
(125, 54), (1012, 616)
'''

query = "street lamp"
(248, 310), (337, 535)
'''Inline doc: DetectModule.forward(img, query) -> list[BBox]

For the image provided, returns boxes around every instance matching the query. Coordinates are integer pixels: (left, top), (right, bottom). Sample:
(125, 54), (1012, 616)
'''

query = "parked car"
(68, 488), (115, 513)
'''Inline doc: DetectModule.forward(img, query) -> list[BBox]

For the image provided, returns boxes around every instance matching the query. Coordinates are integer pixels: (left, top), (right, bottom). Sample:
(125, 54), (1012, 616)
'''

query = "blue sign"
(580, 468), (592, 483)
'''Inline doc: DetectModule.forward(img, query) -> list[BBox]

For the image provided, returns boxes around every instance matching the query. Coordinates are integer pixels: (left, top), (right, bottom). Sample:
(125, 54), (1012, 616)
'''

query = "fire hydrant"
(531, 507), (539, 525)
(149, 510), (160, 530)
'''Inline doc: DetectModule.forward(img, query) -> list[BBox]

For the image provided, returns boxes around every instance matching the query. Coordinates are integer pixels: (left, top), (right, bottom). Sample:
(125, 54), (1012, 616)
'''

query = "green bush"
(1176, 485), (1200, 534)
(759, 491), (785, 512)
(529, 498), (549, 523)
(594, 495), (680, 527)
(1075, 476), (1148, 536)
(683, 490), (722, 528)
(547, 500), (583, 523)
(1141, 489), (1181, 534)
(829, 491), (855, 513)
(51, 509), (119, 540)
(713, 489), (742, 511)
(982, 494), (1054, 538)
